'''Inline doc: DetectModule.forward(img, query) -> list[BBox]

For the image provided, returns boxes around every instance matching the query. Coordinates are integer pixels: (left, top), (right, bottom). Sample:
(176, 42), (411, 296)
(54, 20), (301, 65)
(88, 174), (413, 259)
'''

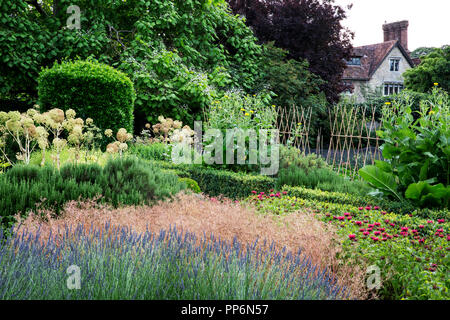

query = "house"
(342, 21), (416, 103)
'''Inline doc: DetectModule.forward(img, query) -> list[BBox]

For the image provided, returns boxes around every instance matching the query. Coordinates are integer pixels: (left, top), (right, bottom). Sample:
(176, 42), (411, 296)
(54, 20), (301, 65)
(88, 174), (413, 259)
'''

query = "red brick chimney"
(383, 20), (409, 51)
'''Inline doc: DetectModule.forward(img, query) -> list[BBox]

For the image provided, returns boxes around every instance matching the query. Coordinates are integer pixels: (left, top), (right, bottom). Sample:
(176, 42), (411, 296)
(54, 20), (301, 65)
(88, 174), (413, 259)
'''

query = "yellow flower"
(297, 122), (302, 126)
(240, 108), (245, 111)
(429, 110), (435, 115)
(245, 113), (250, 116)
(385, 102), (391, 105)
(434, 83), (439, 86)
(250, 110), (254, 113)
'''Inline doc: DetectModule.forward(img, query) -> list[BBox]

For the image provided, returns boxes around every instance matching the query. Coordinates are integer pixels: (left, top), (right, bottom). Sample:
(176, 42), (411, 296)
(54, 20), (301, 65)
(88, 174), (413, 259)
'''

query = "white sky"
(333, 0), (450, 51)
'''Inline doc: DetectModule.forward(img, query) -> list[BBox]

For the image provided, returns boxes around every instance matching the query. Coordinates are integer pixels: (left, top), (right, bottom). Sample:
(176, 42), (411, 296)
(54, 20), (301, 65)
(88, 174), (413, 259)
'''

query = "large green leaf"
(359, 165), (402, 201)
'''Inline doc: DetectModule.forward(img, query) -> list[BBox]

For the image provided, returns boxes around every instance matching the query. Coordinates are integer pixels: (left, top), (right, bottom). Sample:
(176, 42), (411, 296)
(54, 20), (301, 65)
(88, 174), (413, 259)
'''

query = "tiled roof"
(343, 40), (414, 80)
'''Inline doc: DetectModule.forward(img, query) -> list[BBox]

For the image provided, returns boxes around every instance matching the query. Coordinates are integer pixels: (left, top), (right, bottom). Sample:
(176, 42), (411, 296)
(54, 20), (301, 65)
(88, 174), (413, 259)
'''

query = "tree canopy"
(0, 0), (262, 128)
(404, 46), (450, 93)
(227, 0), (354, 103)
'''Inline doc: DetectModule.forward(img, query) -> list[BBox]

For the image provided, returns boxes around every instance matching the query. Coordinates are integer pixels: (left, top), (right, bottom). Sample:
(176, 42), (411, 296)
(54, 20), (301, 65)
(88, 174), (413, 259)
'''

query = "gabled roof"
(343, 40), (415, 81)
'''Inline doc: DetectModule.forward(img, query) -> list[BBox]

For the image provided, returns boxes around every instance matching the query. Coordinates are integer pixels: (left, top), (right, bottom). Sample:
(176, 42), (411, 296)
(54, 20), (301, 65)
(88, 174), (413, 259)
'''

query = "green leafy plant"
(359, 88), (449, 208)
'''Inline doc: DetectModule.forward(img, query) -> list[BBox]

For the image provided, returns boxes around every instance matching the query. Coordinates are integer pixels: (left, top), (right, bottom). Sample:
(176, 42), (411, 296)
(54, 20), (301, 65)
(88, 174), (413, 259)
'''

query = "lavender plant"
(0, 225), (347, 300)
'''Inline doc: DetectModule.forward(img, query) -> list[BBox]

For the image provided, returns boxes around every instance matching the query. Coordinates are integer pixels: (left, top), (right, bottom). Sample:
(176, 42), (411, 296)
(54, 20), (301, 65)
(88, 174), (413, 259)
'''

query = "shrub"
(38, 59), (135, 140)
(146, 160), (276, 199)
(359, 88), (450, 208)
(0, 157), (183, 229)
(280, 185), (449, 219)
(128, 143), (170, 161)
(277, 166), (371, 196)
(179, 178), (201, 194)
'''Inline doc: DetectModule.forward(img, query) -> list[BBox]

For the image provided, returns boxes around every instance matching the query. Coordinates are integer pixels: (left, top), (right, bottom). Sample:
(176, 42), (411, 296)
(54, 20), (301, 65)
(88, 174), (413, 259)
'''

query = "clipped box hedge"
(148, 160), (276, 199)
(38, 59), (135, 136)
(282, 185), (449, 220)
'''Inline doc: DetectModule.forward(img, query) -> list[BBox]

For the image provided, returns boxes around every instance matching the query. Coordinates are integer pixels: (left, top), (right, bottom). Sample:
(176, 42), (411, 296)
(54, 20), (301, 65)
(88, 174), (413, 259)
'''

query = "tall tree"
(404, 46), (450, 93)
(228, 0), (354, 103)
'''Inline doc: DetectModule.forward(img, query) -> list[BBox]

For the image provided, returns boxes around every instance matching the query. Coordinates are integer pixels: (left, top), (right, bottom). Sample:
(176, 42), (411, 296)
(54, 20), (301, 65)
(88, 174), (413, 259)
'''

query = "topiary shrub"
(179, 177), (201, 194)
(38, 59), (135, 141)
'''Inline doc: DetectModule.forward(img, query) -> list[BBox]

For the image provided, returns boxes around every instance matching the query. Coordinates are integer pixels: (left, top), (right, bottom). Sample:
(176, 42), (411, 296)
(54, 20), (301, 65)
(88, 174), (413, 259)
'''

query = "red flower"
(419, 225), (425, 229)
(348, 234), (356, 240)
(355, 221), (363, 226)
(427, 220), (434, 224)
(375, 222), (381, 227)
(374, 231), (381, 236)
(251, 190), (257, 194)
(282, 191), (288, 195)
(359, 228), (366, 232)
(373, 206), (380, 210)
(438, 219), (445, 224)
(365, 206), (372, 210)
(363, 232), (370, 236)
(358, 207), (363, 211)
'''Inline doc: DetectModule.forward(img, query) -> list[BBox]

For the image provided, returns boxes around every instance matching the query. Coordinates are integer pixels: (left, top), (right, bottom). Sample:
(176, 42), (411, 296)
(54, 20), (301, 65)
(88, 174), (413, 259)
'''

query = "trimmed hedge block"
(38, 59), (135, 136)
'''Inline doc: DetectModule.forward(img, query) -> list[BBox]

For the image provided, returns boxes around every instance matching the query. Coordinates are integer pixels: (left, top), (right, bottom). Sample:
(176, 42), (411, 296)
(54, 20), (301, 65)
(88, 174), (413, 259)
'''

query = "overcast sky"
(333, 0), (450, 51)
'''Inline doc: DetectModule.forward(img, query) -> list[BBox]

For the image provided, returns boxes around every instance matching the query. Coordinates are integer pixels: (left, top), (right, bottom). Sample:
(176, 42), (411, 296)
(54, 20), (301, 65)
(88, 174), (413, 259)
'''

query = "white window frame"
(389, 58), (401, 72)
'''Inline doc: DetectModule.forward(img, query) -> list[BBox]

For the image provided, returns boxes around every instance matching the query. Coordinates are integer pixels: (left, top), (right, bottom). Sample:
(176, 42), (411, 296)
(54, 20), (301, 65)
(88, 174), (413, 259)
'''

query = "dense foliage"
(38, 60), (135, 137)
(247, 190), (450, 300)
(0, 157), (183, 229)
(404, 46), (450, 93)
(359, 89), (449, 208)
(0, 0), (263, 131)
(228, 0), (354, 103)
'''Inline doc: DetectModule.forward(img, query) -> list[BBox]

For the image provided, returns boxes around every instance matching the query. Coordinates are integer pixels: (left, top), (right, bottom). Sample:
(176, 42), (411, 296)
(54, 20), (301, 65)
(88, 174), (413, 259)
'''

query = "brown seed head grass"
(14, 192), (369, 299)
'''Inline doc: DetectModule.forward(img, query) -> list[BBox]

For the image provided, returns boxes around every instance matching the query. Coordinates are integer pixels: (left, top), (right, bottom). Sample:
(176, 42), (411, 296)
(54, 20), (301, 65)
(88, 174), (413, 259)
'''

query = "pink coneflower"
(438, 219), (445, 224)
(338, 216), (345, 221)
(375, 222), (381, 227)
(427, 220), (434, 224)
(412, 229), (418, 233)
(344, 212), (350, 216)
(348, 234), (356, 240)
(355, 221), (363, 226)
(379, 228), (385, 232)
(269, 189), (274, 192)
(372, 237), (379, 242)
(447, 235), (450, 241)
(374, 231), (381, 236)
(359, 228), (366, 232)
(382, 238), (387, 241)
(419, 225), (425, 229)
(437, 229), (443, 233)
(251, 190), (257, 194)
(419, 238), (425, 244)
(365, 206), (372, 210)
(275, 192), (281, 197)
(270, 194), (275, 197)
(363, 232), (370, 236)
(401, 227), (409, 231)
(373, 206), (380, 210)
(389, 223), (396, 227)
(358, 207), (363, 211)
(282, 191), (287, 195)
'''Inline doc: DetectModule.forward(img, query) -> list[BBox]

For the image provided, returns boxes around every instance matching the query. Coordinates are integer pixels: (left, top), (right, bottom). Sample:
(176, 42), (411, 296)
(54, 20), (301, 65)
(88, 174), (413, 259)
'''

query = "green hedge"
(147, 160), (276, 199)
(0, 157), (183, 229)
(282, 185), (449, 219)
(38, 59), (135, 136)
